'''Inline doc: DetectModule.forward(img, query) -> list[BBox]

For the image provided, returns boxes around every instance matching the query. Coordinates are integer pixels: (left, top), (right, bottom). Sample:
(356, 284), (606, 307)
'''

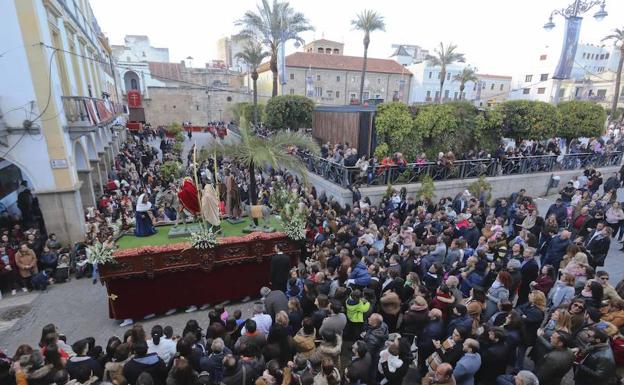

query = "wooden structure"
(312, 105), (377, 157)
(99, 232), (299, 320)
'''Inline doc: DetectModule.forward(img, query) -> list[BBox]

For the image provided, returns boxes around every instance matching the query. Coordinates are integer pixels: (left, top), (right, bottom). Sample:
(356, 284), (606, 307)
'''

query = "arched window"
(131, 79), (138, 90)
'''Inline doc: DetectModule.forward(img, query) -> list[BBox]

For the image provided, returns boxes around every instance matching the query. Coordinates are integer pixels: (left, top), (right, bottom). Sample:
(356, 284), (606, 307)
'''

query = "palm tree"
(237, 0), (313, 97)
(236, 41), (270, 126)
(602, 28), (624, 121)
(207, 125), (319, 224)
(426, 42), (465, 103)
(452, 66), (478, 100)
(351, 10), (386, 104)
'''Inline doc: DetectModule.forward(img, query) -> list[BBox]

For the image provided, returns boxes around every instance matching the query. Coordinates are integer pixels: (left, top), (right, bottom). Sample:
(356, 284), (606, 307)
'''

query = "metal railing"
(297, 151), (624, 188)
(62, 96), (124, 128)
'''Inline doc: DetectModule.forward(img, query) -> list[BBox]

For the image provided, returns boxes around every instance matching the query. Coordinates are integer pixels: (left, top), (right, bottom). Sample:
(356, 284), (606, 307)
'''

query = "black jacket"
(270, 253), (291, 291)
(346, 353), (371, 384)
(536, 347), (574, 385)
(123, 353), (168, 385)
(66, 356), (103, 381)
(477, 338), (509, 382)
(575, 343), (616, 385)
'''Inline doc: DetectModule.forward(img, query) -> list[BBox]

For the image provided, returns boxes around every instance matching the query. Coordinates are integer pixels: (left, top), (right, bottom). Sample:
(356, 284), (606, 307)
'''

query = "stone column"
(90, 160), (104, 195)
(77, 170), (96, 208)
(37, 189), (86, 244)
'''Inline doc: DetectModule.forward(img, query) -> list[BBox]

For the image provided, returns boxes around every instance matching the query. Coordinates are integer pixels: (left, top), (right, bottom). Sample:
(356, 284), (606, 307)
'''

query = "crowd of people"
(2, 126), (624, 385)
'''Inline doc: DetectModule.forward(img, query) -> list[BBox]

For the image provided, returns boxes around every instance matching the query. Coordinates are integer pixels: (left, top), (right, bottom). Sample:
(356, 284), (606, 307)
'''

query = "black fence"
(297, 151), (624, 188)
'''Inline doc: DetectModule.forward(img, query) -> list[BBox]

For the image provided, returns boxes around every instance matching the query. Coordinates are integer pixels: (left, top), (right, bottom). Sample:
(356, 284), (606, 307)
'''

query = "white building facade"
(509, 43), (621, 103)
(0, 0), (126, 243)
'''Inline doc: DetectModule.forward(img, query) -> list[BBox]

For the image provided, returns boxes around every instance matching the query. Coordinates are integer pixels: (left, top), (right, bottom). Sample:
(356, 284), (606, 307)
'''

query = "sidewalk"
(0, 291), (40, 333)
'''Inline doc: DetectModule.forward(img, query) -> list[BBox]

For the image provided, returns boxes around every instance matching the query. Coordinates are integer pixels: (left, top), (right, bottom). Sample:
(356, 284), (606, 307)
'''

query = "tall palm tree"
(236, 41), (270, 126)
(207, 125), (319, 224)
(351, 10), (386, 104)
(426, 42), (465, 103)
(452, 66), (478, 100)
(237, 0), (313, 97)
(602, 28), (624, 121)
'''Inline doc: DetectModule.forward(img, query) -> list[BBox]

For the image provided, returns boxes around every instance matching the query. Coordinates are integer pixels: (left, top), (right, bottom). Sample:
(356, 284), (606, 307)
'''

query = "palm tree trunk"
(611, 51), (623, 121)
(270, 52), (278, 98)
(359, 34), (370, 104)
(252, 72), (259, 126)
(248, 161), (258, 226)
(459, 84), (465, 100)
(439, 80), (445, 103)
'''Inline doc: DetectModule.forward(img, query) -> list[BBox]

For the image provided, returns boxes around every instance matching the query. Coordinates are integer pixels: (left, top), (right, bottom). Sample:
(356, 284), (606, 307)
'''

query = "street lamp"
(543, 0), (608, 31)
(543, 0), (608, 103)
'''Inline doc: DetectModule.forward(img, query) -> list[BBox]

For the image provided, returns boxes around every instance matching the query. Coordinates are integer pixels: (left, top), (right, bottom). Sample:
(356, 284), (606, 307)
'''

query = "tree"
(602, 28), (624, 121)
(426, 43), (465, 103)
(351, 10), (386, 104)
(497, 100), (560, 141)
(452, 66), (478, 100)
(375, 102), (414, 157)
(235, 40), (270, 125)
(236, 0), (313, 97)
(557, 101), (606, 139)
(207, 125), (319, 224)
(265, 95), (314, 130)
(412, 103), (462, 158)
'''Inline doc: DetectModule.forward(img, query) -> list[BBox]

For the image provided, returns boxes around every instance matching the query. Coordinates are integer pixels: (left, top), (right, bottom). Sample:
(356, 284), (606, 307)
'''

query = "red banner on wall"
(127, 90), (142, 108)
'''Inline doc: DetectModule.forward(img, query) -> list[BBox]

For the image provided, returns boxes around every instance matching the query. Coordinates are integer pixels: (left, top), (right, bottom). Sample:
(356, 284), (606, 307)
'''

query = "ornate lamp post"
(543, 0), (608, 103)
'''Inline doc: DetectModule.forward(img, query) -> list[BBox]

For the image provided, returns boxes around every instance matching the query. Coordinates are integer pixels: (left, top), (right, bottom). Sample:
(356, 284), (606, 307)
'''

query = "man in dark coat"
(574, 327), (616, 385)
(477, 327), (509, 384)
(535, 330), (574, 385)
(260, 287), (288, 321)
(546, 199), (568, 227)
(517, 247), (539, 305)
(543, 230), (571, 268)
(123, 340), (167, 385)
(270, 244), (291, 292)
(585, 225), (611, 267)
(345, 341), (371, 385)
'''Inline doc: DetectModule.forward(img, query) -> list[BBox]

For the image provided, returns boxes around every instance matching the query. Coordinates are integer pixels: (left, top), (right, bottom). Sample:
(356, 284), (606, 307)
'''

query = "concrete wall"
(305, 165), (622, 207)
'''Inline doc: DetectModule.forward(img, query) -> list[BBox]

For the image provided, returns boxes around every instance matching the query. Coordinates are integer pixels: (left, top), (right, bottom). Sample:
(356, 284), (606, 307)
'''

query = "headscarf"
(136, 194), (152, 212)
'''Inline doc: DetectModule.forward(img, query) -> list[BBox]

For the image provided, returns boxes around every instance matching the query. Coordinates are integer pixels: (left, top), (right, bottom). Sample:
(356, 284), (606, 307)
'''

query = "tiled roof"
(257, 52), (410, 75)
(306, 38), (343, 46)
(148, 62), (184, 81)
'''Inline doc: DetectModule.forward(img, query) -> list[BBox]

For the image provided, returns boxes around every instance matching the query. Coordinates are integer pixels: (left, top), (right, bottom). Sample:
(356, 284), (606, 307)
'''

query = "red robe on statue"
(177, 179), (201, 215)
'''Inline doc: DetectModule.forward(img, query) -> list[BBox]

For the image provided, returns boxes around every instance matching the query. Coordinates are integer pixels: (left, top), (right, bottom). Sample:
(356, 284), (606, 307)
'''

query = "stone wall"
(143, 87), (249, 126)
(305, 166), (621, 207)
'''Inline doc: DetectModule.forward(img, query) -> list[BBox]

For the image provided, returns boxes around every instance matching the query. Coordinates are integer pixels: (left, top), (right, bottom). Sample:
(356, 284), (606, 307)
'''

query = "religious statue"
(134, 193), (157, 237)
(175, 177), (200, 229)
(224, 170), (242, 220)
(201, 184), (221, 230)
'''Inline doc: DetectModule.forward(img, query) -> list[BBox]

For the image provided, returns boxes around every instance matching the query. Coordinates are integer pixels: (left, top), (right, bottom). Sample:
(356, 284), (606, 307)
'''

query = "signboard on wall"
(127, 90), (142, 108)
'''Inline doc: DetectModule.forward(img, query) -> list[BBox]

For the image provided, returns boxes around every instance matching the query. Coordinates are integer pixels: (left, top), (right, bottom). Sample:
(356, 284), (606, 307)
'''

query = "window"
(130, 79), (138, 90)
(591, 54), (595, 59)
(525, 75), (533, 82)
(428, 72), (432, 79)
(600, 54), (605, 60)
(537, 87), (546, 94)
(318, 48), (324, 54)
(392, 91), (399, 100)
(426, 90), (431, 99)
(377, 78), (381, 84)
(327, 90), (333, 96)
(362, 91), (370, 100)
(333, 49), (339, 55)
(335, 91), (340, 98)
(540, 73), (548, 81)
(500, 84), (504, 91)
(597, 89), (607, 98)
(454, 91), (458, 100)
(444, 90), (449, 99)
(523, 88), (530, 94)
(351, 76), (356, 83)
(0, 163), (23, 200)
(473, 83), (477, 91)
(435, 91), (440, 100)
(126, 56), (131, 62)
(539, 54), (547, 61)
(582, 53), (586, 59)
(290, 73), (294, 80)
(482, 83), (486, 89)
(606, 53), (610, 59)
(336, 76), (340, 82)
(437, 73), (441, 79)
(142, 51), (146, 57)
(559, 88), (565, 97)
(289, 88), (294, 95)
(490, 83), (495, 90)
(446, 72), (451, 81)
(196, 105), (199, 111)
(173, 105), (176, 109)
(316, 74), (321, 81)
(314, 86), (322, 97)
(350, 93), (357, 100)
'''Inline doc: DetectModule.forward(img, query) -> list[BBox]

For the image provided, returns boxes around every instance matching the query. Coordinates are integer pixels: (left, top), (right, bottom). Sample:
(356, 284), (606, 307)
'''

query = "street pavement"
(0, 134), (623, 382)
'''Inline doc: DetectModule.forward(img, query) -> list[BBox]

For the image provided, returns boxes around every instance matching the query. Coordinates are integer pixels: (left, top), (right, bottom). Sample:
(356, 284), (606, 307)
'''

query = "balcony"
(62, 96), (124, 139)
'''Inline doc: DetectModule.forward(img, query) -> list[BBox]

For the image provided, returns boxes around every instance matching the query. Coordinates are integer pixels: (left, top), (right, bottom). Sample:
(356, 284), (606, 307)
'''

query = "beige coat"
(15, 248), (38, 278)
